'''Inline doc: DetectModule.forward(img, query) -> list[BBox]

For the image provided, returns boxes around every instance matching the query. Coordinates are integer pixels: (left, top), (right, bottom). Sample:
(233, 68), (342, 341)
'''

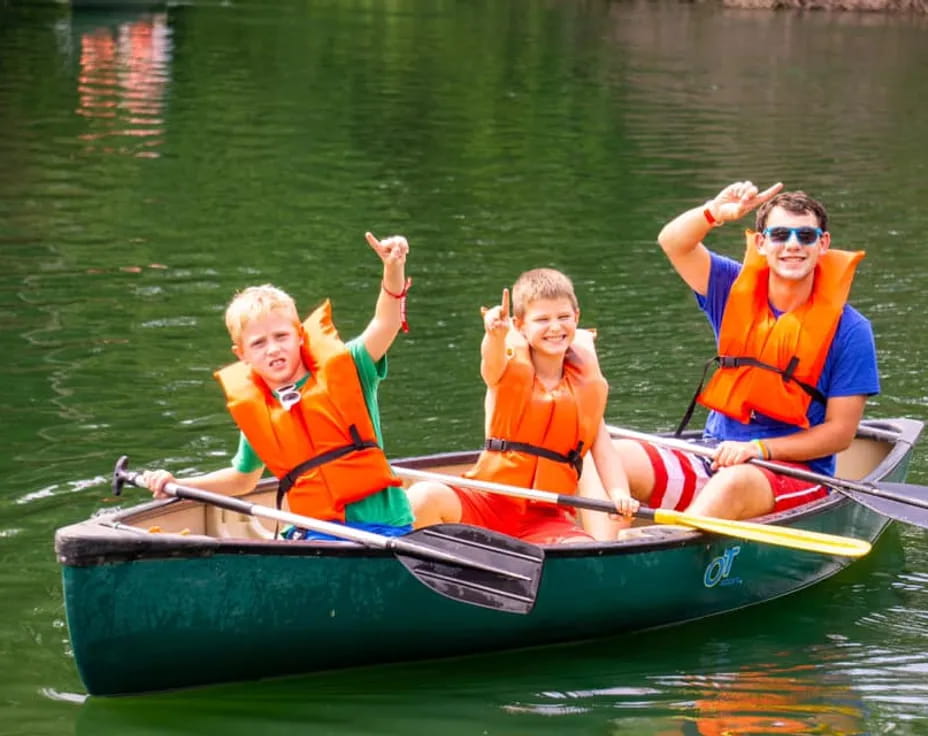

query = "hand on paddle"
(481, 287), (511, 338)
(711, 440), (765, 470)
(610, 490), (640, 519)
(366, 232), (408, 266)
(707, 180), (783, 225)
(137, 469), (177, 499)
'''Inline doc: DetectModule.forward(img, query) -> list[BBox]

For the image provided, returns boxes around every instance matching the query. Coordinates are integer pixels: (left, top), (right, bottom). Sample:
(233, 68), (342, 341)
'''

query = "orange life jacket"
(466, 331), (607, 508)
(698, 232), (864, 428)
(214, 300), (401, 521)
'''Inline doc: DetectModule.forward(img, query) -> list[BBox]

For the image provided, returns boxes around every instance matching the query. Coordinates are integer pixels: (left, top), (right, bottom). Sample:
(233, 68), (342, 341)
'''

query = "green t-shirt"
(231, 338), (413, 526)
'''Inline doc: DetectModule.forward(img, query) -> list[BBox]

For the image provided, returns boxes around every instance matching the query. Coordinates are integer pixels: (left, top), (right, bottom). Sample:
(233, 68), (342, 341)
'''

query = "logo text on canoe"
(704, 545), (742, 588)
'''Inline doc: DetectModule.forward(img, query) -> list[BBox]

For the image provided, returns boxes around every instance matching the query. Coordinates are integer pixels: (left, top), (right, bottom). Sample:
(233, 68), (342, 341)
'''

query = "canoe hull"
(56, 418), (922, 695)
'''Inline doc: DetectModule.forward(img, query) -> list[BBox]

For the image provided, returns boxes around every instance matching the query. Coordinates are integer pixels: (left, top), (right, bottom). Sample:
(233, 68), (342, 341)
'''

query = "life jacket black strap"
(276, 424), (380, 510)
(674, 354), (827, 437)
(484, 437), (584, 477)
(674, 356), (718, 437)
(716, 356), (826, 405)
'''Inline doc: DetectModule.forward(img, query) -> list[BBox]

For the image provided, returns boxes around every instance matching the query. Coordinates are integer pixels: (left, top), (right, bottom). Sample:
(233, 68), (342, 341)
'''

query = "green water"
(2, 0), (927, 732)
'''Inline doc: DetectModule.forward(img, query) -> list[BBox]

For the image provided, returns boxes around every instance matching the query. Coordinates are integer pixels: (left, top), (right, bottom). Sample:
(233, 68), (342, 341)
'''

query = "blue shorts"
(282, 522), (413, 541)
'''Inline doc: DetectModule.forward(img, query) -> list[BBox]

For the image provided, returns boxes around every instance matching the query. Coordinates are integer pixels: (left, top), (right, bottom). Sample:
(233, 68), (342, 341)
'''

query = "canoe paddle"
(605, 425), (928, 530)
(392, 466), (871, 557)
(112, 456), (543, 615)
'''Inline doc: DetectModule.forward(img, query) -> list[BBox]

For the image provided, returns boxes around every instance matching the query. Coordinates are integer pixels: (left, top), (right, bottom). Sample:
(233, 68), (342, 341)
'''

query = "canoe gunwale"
(55, 418), (922, 567)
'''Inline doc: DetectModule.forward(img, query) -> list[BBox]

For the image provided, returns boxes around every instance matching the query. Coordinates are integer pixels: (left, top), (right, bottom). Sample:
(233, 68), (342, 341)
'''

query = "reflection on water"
(72, 11), (170, 157)
(654, 667), (863, 735)
(73, 619), (872, 736)
(73, 655), (869, 736)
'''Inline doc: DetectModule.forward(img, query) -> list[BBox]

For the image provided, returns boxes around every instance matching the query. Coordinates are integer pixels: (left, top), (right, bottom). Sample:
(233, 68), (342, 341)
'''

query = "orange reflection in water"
(76, 13), (170, 158)
(668, 665), (865, 736)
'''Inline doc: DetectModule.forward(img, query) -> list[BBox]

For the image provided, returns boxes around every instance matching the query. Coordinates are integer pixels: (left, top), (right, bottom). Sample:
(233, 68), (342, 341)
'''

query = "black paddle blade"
(393, 523), (545, 615)
(841, 482), (928, 529)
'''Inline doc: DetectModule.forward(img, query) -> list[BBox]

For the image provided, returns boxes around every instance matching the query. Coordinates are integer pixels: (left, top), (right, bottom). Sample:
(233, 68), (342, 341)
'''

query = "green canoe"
(55, 418), (923, 696)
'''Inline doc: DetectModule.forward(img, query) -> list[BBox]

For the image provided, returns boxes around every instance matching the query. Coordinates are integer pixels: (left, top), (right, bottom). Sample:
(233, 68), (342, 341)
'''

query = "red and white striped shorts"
(639, 441), (828, 513)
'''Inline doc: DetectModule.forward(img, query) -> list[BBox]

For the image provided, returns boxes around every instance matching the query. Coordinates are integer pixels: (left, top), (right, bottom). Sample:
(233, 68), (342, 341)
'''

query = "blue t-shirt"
(694, 252), (880, 475)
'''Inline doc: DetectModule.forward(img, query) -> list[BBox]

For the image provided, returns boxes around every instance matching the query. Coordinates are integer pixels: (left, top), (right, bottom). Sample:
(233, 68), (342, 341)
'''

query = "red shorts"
(640, 441), (828, 514)
(453, 487), (594, 544)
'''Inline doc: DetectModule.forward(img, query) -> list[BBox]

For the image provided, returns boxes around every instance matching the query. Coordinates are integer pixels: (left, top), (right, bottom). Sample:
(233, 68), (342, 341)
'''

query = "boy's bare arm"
(480, 287), (511, 387)
(589, 421), (638, 516)
(137, 465), (264, 499)
(359, 232), (409, 362)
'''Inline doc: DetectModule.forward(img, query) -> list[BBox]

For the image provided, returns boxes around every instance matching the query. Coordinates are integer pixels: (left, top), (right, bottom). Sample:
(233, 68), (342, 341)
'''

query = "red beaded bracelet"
(382, 277), (412, 299)
(703, 205), (719, 226)
(382, 277), (412, 332)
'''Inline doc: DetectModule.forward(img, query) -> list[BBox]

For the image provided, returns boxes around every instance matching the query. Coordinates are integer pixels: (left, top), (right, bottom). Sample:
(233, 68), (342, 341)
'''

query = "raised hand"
(480, 287), (511, 338)
(365, 231), (409, 265)
(709, 181), (783, 224)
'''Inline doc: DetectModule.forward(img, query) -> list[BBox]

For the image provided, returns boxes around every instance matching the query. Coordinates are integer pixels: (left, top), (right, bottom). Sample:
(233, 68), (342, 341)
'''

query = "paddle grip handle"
(112, 455), (132, 496)
(112, 455), (164, 498)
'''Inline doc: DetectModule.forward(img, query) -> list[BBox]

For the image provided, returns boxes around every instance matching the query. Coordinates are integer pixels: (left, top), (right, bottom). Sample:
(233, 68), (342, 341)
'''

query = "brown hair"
(224, 284), (299, 345)
(511, 268), (578, 319)
(755, 190), (828, 232)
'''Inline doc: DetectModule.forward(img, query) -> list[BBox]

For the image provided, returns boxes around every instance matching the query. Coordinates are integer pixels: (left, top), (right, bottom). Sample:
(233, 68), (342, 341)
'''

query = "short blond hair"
(224, 284), (299, 345)
(511, 268), (578, 319)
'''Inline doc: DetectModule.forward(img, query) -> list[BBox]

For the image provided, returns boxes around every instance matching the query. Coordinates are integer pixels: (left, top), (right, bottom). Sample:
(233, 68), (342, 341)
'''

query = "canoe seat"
(835, 437), (890, 480)
(205, 507), (276, 540)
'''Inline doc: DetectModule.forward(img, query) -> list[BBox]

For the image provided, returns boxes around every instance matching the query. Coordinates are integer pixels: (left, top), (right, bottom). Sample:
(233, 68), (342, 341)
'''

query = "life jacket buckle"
(566, 441), (584, 477)
(485, 438), (510, 452)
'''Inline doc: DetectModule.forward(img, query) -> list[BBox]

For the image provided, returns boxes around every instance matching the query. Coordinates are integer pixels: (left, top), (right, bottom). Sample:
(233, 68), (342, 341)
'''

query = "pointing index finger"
(365, 231), (381, 250)
(501, 288), (510, 319)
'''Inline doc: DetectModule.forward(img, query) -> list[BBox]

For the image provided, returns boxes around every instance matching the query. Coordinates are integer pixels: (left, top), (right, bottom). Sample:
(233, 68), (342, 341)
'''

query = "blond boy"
(139, 233), (414, 540)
